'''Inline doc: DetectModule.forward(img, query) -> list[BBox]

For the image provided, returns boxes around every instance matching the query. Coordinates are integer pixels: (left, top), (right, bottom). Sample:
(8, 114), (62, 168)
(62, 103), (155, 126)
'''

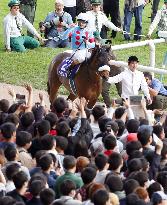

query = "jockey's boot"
(67, 59), (80, 78)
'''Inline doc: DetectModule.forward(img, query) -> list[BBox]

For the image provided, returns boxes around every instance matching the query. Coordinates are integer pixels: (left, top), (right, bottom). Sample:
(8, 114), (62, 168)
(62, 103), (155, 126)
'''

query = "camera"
(16, 94), (26, 104)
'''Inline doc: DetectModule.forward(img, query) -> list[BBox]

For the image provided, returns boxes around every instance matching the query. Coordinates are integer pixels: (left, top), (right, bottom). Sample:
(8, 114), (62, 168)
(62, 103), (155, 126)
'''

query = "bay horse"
(48, 45), (122, 108)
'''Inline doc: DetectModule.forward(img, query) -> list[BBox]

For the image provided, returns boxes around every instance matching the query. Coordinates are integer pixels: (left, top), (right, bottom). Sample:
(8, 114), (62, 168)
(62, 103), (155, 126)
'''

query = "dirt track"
(0, 82), (51, 107)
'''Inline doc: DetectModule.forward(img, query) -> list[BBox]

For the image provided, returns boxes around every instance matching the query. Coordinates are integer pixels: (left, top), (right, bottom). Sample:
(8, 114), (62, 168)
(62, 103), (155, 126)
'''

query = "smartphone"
(115, 98), (124, 106)
(16, 94), (26, 104)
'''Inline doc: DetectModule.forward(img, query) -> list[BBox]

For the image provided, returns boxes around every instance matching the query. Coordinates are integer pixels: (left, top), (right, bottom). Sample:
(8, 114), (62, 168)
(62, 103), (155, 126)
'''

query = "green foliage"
(1, 0), (167, 99)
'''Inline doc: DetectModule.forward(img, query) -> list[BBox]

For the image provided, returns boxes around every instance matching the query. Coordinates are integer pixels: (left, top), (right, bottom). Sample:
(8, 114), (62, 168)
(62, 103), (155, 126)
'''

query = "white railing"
(110, 38), (166, 75)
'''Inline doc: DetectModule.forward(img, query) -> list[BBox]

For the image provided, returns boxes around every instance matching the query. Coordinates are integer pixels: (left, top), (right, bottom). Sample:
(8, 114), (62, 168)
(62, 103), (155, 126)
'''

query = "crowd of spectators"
(0, 84), (167, 205)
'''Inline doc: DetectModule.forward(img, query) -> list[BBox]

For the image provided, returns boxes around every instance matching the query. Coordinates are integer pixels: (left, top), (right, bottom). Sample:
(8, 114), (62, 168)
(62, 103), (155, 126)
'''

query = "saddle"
(58, 57), (81, 79)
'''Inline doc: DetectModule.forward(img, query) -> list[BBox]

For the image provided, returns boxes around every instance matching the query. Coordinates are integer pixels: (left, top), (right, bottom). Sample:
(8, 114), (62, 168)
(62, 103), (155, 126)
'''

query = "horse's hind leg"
(67, 93), (77, 102)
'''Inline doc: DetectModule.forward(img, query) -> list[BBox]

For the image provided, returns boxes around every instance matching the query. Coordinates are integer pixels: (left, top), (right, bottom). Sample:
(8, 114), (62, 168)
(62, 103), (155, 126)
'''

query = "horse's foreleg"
(67, 93), (77, 102)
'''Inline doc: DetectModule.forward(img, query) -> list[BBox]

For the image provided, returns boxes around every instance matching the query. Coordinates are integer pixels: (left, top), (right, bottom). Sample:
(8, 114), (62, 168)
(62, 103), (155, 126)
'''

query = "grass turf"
(0, 0), (167, 99)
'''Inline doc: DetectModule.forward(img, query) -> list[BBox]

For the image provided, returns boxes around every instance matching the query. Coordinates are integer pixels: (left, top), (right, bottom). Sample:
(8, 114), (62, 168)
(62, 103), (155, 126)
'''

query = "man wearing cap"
(86, 0), (122, 39)
(62, 13), (95, 65)
(4, 0), (43, 52)
(39, 0), (73, 48)
(99, 56), (152, 104)
(147, 0), (167, 38)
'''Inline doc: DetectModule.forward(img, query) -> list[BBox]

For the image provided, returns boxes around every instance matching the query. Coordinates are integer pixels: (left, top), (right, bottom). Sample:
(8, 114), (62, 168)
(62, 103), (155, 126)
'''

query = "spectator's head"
(105, 175), (123, 192)
(60, 179), (76, 197)
(114, 107), (126, 119)
(55, 136), (68, 153)
(115, 119), (125, 137)
(45, 112), (58, 129)
(40, 188), (55, 205)
(29, 173), (47, 188)
(153, 124), (165, 140)
(5, 163), (20, 181)
(126, 141), (142, 156)
(143, 72), (152, 85)
(137, 125), (153, 147)
(92, 189), (110, 205)
(157, 171), (167, 194)
(95, 154), (109, 171)
(34, 150), (47, 167)
(147, 182), (162, 199)
(108, 152), (123, 171)
(126, 119), (140, 133)
(124, 179), (139, 195)
(41, 134), (56, 150)
(134, 171), (149, 188)
(16, 131), (32, 149)
(12, 170), (29, 191)
(88, 183), (106, 200)
(0, 99), (10, 113)
(63, 155), (76, 171)
(108, 193), (119, 205)
(4, 145), (17, 161)
(56, 121), (70, 138)
(126, 193), (139, 205)
(128, 158), (142, 173)
(52, 97), (68, 115)
(20, 112), (35, 128)
(29, 179), (46, 197)
(98, 117), (112, 133)
(103, 134), (116, 150)
(36, 120), (51, 137)
(76, 156), (90, 172)
(74, 139), (89, 158)
(81, 167), (96, 185)
(92, 105), (105, 121)
(134, 187), (150, 202)
(39, 154), (53, 171)
(0, 196), (16, 205)
(1, 122), (16, 140)
(4, 113), (19, 127)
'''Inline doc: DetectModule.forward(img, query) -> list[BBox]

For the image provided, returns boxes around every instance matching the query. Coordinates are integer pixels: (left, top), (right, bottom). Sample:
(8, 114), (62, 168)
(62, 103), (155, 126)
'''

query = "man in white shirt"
(86, 0), (122, 38)
(106, 56), (152, 104)
(4, 0), (43, 52)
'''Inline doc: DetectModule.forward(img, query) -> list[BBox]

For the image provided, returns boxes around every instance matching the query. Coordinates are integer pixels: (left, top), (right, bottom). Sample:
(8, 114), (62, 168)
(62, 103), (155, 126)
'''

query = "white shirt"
(86, 10), (121, 33)
(107, 68), (150, 99)
(63, 0), (76, 7)
(3, 12), (39, 49)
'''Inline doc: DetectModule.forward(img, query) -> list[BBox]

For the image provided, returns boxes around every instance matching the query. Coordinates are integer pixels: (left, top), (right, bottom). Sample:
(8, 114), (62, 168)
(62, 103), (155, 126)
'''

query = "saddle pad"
(58, 57), (73, 77)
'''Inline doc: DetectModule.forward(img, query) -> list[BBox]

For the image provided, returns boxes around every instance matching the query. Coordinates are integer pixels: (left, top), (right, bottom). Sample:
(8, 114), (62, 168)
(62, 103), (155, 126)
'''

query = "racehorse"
(48, 45), (122, 108)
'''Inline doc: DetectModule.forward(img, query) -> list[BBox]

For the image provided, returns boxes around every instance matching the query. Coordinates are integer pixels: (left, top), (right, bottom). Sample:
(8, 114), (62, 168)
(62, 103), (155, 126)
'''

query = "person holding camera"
(40, 0), (73, 48)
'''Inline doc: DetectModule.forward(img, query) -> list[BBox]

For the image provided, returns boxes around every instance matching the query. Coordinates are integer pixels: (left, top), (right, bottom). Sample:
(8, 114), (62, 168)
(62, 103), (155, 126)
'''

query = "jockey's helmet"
(77, 13), (89, 23)
(8, 0), (20, 7)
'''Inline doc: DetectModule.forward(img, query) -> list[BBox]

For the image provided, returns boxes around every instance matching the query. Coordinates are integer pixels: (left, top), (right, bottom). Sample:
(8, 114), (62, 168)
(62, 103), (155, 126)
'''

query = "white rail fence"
(109, 38), (167, 75)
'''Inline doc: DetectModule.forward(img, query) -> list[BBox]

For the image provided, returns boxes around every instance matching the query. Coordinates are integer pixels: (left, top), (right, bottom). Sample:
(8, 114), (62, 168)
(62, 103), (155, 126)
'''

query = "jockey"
(62, 12), (95, 65)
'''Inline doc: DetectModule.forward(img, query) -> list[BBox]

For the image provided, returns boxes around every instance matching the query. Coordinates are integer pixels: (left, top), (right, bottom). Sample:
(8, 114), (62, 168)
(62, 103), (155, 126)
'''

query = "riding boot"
(67, 59), (79, 77)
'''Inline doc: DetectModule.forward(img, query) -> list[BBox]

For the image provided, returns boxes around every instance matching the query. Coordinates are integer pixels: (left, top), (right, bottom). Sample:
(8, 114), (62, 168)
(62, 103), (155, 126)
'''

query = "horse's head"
(93, 44), (116, 66)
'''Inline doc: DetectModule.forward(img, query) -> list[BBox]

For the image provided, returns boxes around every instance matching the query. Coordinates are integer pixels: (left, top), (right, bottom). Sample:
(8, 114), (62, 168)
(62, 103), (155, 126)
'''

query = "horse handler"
(3, 0), (44, 52)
